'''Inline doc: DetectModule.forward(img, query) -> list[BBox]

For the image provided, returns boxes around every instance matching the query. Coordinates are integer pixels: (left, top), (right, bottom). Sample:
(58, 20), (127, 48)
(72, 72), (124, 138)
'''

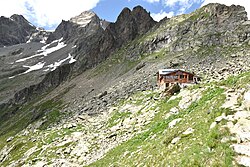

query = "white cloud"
(163, 0), (202, 14)
(0, 0), (27, 17)
(128, 0), (160, 3)
(151, 10), (174, 21)
(145, 0), (160, 3)
(202, 0), (250, 19)
(0, 0), (100, 29)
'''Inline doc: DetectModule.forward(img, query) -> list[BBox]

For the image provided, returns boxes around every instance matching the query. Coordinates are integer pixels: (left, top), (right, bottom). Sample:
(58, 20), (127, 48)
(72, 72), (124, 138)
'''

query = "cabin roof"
(158, 69), (200, 78)
(158, 69), (185, 75)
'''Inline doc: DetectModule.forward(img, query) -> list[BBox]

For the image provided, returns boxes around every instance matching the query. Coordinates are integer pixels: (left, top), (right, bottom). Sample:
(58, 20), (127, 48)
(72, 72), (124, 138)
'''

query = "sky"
(0, 0), (249, 30)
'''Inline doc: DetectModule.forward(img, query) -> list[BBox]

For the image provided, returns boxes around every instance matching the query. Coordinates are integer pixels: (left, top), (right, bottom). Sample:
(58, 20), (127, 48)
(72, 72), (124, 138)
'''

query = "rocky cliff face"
(122, 3), (250, 60)
(0, 15), (37, 47)
(46, 6), (156, 73)
(46, 11), (102, 44)
(107, 6), (156, 47)
(72, 5), (156, 72)
(12, 63), (73, 105)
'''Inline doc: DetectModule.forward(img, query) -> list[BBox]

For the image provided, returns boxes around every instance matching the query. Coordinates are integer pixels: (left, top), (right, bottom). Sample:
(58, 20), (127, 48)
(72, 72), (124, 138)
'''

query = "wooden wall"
(158, 71), (195, 85)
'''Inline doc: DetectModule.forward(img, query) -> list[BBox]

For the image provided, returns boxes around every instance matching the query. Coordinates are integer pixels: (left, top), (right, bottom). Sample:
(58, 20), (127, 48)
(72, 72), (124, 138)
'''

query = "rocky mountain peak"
(116, 7), (132, 22)
(203, 3), (248, 23)
(107, 6), (156, 47)
(131, 5), (156, 34)
(69, 11), (97, 27)
(46, 11), (101, 43)
(0, 14), (36, 47)
(131, 5), (148, 17)
(10, 14), (34, 27)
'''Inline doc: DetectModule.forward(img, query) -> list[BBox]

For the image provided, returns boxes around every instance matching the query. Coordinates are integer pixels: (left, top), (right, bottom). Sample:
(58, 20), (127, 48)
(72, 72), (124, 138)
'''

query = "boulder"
(236, 156), (250, 167)
(6, 137), (14, 142)
(170, 107), (179, 114)
(243, 90), (250, 110)
(169, 118), (182, 128)
(210, 122), (217, 129)
(165, 84), (181, 95)
(182, 128), (194, 135)
(233, 143), (250, 156)
(135, 62), (146, 71)
(171, 137), (181, 144)
(98, 91), (108, 99)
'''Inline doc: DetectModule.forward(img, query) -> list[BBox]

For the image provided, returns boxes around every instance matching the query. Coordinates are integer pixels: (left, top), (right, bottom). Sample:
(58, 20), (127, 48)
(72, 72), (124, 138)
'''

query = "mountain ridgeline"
(0, 5), (156, 106)
(1, 3), (250, 166)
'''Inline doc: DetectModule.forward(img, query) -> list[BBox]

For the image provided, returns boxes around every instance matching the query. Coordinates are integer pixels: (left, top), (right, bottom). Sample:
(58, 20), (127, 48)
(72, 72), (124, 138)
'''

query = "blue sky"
(0, 0), (249, 30)
(93, 0), (166, 22)
(93, 0), (205, 23)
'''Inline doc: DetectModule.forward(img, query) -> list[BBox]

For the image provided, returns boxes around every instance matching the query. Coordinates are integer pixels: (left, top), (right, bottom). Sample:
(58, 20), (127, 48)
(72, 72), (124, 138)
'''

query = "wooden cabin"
(157, 69), (200, 90)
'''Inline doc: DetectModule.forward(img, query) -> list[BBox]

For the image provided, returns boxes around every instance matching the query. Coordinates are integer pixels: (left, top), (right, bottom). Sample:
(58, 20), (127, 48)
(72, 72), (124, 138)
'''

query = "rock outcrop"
(107, 6), (156, 47)
(0, 15), (36, 47)
(12, 63), (74, 105)
(47, 6), (156, 73)
(123, 3), (250, 60)
(46, 11), (100, 44)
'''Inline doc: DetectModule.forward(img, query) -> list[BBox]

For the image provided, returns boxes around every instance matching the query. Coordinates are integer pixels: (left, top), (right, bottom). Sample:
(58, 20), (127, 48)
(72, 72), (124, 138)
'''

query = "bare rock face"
(47, 11), (99, 43)
(48, 6), (156, 73)
(0, 15), (36, 47)
(131, 6), (156, 34)
(111, 7), (137, 46)
(123, 3), (250, 60)
(107, 6), (156, 47)
(12, 63), (73, 104)
(205, 3), (247, 28)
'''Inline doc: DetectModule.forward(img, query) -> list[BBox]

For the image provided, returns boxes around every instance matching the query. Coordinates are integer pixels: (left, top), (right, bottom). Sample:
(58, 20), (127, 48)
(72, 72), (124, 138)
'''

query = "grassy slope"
(2, 71), (248, 166)
(0, 98), (66, 165)
(88, 72), (250, 167)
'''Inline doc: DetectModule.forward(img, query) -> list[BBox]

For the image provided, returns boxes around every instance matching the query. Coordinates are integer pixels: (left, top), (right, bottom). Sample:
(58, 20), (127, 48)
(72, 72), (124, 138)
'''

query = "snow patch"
(16, 53), (41, 63)
(43, 68), (50, 72)
(28, 22), (34, 27)
(70, 11), (95, 27)
(40, 37), (48, 44)
(8, 62), (45, 79)
(42, 40), (66, 56)
(16, 38), (66, 63)
(26, 36), (33, 43)
(46, 30), (55, 33)
(46, 54), (76, 71)
(69, 54), (77, 64)
(72, 45), (77, 48)
(41, 37), (63, 51)
(23, 62), (45, 74)
(8, 76), (15, 79)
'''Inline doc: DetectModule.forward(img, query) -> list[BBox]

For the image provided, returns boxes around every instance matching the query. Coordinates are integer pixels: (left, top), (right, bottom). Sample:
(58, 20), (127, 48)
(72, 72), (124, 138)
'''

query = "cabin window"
(165, 75), (178, 79)
(180, 75), (184, 79)
(189, 75), (193, 81)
